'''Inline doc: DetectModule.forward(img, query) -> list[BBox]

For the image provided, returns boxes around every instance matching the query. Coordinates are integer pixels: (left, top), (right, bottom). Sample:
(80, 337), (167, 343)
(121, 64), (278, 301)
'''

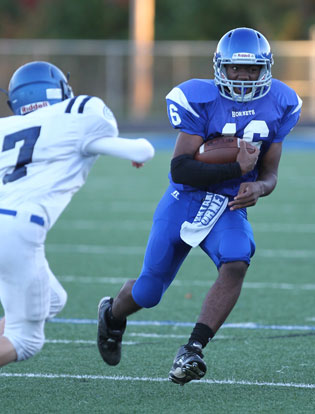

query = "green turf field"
(1, 145), (315, 413)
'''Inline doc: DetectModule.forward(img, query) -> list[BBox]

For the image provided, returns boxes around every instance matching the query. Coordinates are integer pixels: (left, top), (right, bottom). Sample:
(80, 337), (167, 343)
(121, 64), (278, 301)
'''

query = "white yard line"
(57, 275), (315, 291)
(0, 372), (314, 389)
(44, 333), (229, 345)
(46, 243), (315, 259)
(45, 339), (137, 345)
(47, 318), (315, 331)
(57, 219), (315, 233)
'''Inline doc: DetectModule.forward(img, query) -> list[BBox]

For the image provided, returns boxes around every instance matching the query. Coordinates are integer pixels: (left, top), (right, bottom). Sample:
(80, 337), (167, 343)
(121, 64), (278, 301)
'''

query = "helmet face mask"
(213, 28), (273, 102)
(7, 61), (74, 115)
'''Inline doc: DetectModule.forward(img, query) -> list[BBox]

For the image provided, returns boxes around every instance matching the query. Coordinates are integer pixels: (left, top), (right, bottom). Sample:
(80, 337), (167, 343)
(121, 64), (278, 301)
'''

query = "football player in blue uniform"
(97, 27), (302, 384)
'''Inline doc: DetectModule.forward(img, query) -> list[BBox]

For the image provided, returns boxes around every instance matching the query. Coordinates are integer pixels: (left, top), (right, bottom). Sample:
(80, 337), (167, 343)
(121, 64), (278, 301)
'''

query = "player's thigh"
(132, 189), (194, 307)
(0, 216), (50, 324)
(141, 219), (190, 282)
(142, 185), (198, 284)
(133, 219), (190, 309)
(201, 208), (256, 268)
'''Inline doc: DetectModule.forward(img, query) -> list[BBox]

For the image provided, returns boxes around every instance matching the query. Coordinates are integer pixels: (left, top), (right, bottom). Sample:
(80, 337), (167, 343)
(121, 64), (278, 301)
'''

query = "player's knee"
(16, 336), (45, 361)
(132, 275), (164, 308)
(47, 284), (68, 319)
(220, 261), (248, 278)
(219, 230), (255, 266)
(55, 286), (67, 314)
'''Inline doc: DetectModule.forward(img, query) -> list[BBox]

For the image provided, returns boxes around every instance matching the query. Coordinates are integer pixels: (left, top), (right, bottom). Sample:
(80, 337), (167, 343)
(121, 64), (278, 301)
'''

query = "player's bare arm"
(172, 131), (204, 158)
(229, 142), (282, 210)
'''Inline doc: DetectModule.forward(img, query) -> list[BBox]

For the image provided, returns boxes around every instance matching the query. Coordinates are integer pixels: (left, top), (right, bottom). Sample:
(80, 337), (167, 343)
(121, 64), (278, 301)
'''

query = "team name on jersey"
(232, 109), (255, 118)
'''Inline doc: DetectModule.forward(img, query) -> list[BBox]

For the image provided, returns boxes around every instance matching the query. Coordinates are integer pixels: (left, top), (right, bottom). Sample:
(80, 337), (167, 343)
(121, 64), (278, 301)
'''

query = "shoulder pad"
(270, 79), (303, 115)
(167, 79), (218, 104)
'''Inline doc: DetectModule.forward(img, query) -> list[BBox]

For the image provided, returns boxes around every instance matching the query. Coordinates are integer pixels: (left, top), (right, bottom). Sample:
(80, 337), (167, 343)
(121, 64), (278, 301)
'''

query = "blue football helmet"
(213, 27), (273, 102)
(7, 61), (73, 115)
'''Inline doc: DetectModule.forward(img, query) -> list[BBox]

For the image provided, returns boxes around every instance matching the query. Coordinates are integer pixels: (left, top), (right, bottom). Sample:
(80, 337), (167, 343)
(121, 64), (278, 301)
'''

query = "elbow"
(170, 155), (191, 184)
(258, 173), (278, 197)
(170, 165), (183, 184)
(268, 176), (278, 196)
(170, 171), (180, 184)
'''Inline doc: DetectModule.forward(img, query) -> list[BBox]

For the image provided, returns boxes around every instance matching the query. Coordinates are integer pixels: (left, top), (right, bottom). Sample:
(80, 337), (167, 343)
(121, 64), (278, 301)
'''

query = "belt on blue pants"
(0, 208), (45, 226)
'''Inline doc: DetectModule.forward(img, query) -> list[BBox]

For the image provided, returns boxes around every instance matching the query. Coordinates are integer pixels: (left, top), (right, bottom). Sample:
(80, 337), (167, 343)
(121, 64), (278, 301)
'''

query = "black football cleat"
(169, 344), (207, 385)
(97, 297), (126, 366)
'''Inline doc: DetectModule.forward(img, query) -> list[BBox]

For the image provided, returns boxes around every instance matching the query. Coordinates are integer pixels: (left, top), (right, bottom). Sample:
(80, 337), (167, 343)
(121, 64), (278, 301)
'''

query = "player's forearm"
(171, 154), (242, 186)
(85, 137), (155, 163)
(255, 142), (281, 197)
(256, 171), (278, 197)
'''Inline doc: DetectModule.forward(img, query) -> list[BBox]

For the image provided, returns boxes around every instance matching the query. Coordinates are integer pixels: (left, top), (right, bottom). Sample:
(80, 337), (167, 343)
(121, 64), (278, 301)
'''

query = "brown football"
(194, 136), (256, 164)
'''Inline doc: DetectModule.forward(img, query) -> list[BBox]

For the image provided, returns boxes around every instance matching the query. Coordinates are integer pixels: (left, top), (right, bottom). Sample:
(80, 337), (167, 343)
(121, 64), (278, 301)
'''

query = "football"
(194, 136), (256, 164)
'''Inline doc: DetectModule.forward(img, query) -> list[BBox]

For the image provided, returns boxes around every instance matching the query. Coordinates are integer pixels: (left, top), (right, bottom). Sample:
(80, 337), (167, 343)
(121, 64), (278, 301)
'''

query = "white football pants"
(0, 212), (67, 361)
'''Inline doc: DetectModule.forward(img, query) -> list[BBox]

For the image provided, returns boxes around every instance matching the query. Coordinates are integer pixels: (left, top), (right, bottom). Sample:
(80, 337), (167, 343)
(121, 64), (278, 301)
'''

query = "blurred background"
(0, 0), (314, 130)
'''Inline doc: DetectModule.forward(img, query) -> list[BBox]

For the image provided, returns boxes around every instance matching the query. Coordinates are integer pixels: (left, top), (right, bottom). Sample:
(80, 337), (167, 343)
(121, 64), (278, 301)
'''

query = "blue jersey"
(166, 78), (302, 197)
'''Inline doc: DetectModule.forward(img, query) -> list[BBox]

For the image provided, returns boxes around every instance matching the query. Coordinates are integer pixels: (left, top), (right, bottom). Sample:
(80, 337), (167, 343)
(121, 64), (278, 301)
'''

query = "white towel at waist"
(180, 192), (228, 248)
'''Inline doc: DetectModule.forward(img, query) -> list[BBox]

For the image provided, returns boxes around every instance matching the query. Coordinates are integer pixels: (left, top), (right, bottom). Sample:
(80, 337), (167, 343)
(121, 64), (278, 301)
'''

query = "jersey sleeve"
(76, 96), (119, 153)
(274, 88), (303, 142)
(84, 137), (155, 162)
(166, 84), (208, 138)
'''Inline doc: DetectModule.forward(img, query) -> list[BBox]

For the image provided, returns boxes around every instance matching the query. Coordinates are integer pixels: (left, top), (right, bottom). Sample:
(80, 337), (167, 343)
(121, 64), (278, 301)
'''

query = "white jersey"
(0, 95), (118, 229)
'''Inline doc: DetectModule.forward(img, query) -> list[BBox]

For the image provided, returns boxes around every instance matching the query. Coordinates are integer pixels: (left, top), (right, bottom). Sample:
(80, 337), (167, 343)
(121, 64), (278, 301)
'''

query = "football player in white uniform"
(0, 61), (155, 367)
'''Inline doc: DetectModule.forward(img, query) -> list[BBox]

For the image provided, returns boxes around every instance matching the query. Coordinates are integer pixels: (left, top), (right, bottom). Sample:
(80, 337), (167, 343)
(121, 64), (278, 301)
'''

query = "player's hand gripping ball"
(195, 136), (256, 164)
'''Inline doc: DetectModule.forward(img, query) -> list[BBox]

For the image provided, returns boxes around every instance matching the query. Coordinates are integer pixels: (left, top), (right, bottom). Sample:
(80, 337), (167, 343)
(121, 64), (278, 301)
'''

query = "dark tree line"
(0, 0), (314, 40)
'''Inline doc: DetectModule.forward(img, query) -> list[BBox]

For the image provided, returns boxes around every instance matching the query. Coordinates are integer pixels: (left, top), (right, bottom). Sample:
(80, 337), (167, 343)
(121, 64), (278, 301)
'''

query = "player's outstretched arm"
(85, 137), (155, 164)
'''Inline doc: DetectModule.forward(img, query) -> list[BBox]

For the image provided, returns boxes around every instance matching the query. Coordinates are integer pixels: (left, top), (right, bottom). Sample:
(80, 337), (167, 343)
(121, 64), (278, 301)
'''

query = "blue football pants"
(132, 185), (256, 308)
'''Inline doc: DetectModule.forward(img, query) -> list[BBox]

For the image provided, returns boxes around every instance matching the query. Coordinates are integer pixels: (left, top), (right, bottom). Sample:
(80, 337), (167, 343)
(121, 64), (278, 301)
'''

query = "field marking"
(45, 333), (229, 345)
(58, 275), (315, 291)
(48, 318), (315, 331)
(252, 222), (315, 233)
(58, 219), (152, 230)
(46, 243), (315, 259)
(45, 339), (137, 345)
(0, 372), (314, 389)
(56, 219), (315, 233)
